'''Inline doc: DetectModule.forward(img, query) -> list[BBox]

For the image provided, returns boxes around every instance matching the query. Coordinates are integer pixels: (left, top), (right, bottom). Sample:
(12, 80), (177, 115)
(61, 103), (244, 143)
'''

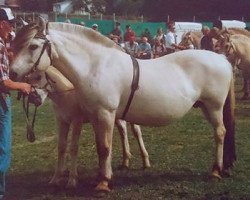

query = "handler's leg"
(0, 96), (12, 197)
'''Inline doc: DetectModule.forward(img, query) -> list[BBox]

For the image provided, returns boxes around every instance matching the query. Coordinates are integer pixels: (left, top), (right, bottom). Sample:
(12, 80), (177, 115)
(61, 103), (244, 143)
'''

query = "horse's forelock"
(13, 23), (39, 53)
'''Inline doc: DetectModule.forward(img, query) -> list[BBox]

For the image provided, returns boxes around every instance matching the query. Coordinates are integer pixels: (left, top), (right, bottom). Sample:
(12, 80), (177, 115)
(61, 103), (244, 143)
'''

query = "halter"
(27, 22), (52, 76)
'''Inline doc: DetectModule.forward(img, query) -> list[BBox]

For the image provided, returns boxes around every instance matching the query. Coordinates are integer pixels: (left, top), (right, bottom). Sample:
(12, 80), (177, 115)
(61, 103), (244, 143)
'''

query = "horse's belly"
(124, 102), (193, 126)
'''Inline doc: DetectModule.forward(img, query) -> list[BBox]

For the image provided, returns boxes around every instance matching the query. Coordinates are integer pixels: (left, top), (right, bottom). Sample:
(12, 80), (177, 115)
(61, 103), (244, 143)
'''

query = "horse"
(25, 65), (150, 188)
(179, 31), (203, 49)
(211, 27), (250, 99)
(10, 18), (236, 193)
(215, 34), (250, 99)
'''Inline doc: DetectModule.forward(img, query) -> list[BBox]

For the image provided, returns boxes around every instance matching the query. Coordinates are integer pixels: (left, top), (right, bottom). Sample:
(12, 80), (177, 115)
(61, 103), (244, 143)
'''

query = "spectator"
(213, 19), (223, 30)
(124, 24), (136, 42)
(124, 35), (139, 57)
(0, 7), (32, 199)
(92, 24), (98, 31)
(153, 27), (166, 45)
(165, 20), (186, 54)
(152, 37), (166, 58)
(200, 26), (214, 51)
(138, 37), (152, 59)
(109, 21), (123, 44)
(141, 28), (153, 45)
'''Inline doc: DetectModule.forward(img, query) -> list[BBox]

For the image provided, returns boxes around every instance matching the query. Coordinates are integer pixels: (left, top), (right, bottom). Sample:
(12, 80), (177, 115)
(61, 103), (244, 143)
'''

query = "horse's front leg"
(115, 119), (132, 169)
(66, 120), (83, 189)
(49, 119), (70, 186)
(91, 110), (115, 193)
(130, 123), (151, 168)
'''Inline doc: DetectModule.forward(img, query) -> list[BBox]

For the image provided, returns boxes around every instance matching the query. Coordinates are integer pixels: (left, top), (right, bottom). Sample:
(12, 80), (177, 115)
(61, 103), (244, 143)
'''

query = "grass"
(4, 77), (250, 200)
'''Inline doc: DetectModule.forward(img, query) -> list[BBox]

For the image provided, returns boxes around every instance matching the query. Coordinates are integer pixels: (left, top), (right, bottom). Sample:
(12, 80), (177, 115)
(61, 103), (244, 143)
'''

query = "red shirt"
(124, 31), (136, 42)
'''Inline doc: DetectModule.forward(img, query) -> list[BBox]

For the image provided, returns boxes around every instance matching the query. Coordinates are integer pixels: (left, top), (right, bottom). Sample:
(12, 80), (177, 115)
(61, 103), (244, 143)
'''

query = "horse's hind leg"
(200, 105), (225, 179)
(49, 119), (70, 186)
(115, 119), (132, 169)
(130, 123), (151, 169)
(66, 120), (83, 189)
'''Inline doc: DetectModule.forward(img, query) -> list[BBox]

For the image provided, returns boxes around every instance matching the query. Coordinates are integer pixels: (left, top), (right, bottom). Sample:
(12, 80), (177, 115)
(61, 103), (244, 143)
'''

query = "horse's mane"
(13, 22), (124, 53)
(12, 23), (39, 53)
(228, 27), (250, 37)
(49, 23), (124, 51)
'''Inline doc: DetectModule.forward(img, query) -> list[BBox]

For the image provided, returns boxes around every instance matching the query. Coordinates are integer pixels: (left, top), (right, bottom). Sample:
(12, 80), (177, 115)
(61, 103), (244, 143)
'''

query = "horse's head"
(179, 32), (192, 47)
(10, 17), (54, 81)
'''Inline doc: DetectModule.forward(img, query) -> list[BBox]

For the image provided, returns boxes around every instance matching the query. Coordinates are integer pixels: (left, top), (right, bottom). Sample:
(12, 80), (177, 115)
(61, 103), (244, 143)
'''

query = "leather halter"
(121, 56), (140, 119)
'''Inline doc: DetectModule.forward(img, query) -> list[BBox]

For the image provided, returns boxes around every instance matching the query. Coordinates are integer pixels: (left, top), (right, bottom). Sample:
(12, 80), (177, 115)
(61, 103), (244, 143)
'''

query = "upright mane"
(228, 27), (250, 37)
(48, 23), (122, 50)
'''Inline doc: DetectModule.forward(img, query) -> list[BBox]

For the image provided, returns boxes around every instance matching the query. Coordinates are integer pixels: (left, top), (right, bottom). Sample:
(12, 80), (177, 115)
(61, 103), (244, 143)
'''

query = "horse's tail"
(223, 76), (236, 170)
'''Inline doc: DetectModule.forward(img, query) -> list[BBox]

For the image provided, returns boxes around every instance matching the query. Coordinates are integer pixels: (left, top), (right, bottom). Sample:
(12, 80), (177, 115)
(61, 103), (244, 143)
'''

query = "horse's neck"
(46, 66), (74, 93)
(229, 28), (250, 38)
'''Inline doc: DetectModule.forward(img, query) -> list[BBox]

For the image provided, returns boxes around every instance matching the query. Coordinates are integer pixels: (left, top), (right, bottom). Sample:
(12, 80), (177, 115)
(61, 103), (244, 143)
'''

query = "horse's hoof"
(210, 171), (222, 181)
(95, 181), (111, 193)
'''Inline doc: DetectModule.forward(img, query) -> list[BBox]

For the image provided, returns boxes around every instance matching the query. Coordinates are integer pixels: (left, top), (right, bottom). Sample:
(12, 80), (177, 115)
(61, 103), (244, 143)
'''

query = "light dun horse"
(179, 31), (203, 49)
(11, 18), (236, 193)
(26, 66), (150, 188)
(211, 27), (250, 99)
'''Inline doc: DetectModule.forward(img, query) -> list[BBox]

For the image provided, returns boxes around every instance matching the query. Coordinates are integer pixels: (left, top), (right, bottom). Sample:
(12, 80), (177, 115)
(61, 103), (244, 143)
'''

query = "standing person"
(123, 24), (136, 43)
(124, 35), (139, 57)
(200, 26), (214, 51)
(138, 36), (152, 59)
(0, 8), (32, 199)
(165, 20), (186, 54)
(109, 21), (123, 45)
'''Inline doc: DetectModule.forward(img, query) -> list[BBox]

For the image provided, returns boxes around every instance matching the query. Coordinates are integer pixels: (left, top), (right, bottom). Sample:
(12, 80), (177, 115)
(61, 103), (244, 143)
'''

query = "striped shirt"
(0, 38), (10, 82)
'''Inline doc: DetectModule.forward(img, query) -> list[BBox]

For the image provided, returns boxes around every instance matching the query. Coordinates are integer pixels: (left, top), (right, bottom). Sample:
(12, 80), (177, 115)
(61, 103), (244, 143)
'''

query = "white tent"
(175, 22), (202, 44)
(221, 20), (246, 29)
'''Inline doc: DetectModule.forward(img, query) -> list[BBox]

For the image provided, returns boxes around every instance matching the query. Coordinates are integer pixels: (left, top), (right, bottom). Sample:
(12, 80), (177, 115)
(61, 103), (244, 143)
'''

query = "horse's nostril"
(10, 71), (18, 80)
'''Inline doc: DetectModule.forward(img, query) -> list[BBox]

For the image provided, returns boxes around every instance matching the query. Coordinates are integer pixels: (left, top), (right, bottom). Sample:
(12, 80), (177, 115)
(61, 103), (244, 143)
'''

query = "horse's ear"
(37, 16), (47, 35)
(19, 17), (28, 26)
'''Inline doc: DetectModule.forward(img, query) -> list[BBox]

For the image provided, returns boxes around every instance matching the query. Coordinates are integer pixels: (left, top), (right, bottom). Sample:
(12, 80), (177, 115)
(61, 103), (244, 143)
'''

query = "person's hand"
(20, 83), (32, 94)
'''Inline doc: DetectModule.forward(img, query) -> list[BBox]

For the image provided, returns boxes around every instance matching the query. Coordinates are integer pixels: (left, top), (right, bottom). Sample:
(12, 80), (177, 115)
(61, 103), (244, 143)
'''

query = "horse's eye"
(29, 44), (38, 51)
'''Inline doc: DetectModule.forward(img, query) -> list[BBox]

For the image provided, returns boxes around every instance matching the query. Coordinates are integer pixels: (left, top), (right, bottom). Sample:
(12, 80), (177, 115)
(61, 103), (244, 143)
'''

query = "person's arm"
(2, 79), (31, 94)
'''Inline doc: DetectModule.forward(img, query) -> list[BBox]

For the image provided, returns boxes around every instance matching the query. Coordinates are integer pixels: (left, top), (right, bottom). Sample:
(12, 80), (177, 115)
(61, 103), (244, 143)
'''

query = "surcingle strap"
(122, 56), (140, 119)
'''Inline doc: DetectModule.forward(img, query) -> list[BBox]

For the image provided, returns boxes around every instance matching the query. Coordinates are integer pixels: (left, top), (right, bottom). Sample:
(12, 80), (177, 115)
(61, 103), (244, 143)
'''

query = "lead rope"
(18, 90), (38, 143)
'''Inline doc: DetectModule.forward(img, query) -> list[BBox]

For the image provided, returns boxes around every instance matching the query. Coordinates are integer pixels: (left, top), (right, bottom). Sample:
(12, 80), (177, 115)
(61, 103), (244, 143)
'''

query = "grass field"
(4, 77), (250, 200)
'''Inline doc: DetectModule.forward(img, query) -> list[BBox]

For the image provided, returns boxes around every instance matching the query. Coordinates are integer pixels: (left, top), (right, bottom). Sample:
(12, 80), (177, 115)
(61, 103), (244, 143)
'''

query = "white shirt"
(165, 31), (177, 49)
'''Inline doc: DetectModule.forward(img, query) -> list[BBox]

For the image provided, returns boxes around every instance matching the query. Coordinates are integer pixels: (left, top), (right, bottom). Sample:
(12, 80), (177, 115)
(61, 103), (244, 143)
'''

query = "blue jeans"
(0, 96), (11, 195)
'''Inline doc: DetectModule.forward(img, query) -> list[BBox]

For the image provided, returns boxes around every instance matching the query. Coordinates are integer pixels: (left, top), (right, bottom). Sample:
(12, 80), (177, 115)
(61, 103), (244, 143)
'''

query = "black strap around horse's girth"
(121, 56), (140, 119)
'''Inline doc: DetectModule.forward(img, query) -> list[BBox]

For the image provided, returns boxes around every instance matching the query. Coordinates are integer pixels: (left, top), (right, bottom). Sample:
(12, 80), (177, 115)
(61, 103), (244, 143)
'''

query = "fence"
(13, 12), (250, 40)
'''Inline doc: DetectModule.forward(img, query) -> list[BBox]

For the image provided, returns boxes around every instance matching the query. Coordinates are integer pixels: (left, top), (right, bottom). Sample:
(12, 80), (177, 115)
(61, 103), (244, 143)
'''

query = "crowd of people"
(108, 20), (218, 59)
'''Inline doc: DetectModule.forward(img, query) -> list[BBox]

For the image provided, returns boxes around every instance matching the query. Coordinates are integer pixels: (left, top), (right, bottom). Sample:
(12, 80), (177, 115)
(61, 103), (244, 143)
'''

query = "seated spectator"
(109, 21), (123, 44)
(200, 26), (214, 51)
(153, 27), (165, 45)
(124, 35), (139, 57)
(92, 24), (98, 31)
(152, 37), (166, 58)
(138, 37), (152, 59)
(141, 28), (153, 45)
(124, 24), (136, 42)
